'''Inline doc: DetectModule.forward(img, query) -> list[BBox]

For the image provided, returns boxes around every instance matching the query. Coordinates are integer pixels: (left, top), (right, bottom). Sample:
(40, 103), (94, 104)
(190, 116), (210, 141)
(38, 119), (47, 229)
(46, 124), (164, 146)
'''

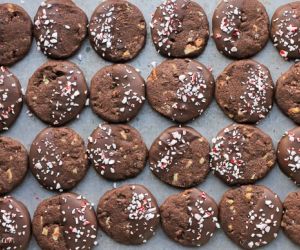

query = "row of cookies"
(1, 0), (299, 66)
(1, 123), (300, 196)
(1, 185), (300, 249)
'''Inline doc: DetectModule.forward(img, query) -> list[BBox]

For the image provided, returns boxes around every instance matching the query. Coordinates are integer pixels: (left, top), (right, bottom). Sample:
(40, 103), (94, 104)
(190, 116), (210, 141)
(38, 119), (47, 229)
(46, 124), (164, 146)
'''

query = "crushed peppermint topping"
(284, 132), (300, 173)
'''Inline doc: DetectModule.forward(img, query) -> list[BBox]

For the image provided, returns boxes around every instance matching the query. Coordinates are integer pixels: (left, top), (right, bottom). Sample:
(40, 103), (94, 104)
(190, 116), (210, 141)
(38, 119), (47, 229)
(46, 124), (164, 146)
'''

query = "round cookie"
(219, 185), (282, 249)
(29, 127), (88, 192)
(211, 124), (276, 185)
(0, 137), (28, 195)
(89, 0), (146, 62)
(32, 193), (98, 250)
(160, 188), (219, 247)
(212, 0), (269, 59)
(0, 67), (23, 131)
(0, 3), (32, 66)
(275, 62), (300, 124)
(151, 0), (209, 58)
(271, 2), (300, 60)
(146, 59), (214, 123)
(90, 64), (145, 123)
(25, 61), (88, 126)
(97, 184), (160, 245)
(281, 191), (300, 245)
(87, 123), (147, 181)
(215, 60), (274, 123)
(34, 0), (88, 59)
(149, 126), (210, 188)
(0, 196), (31, 250)
(277, 127), (300, 185)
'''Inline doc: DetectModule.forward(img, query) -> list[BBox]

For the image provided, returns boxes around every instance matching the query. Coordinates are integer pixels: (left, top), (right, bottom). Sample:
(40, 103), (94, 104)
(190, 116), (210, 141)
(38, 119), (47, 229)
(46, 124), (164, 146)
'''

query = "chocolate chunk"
(212, 0), (269, 59)
(0, 136), (28, 195)
(34, 0), (88, 59)
(275, 62), (300, 124)
(216, 60), (274, 123)
(0, 3), (32, 66)
(97, 184), (160, 245)
(25, 61), (88, 126)
(29, 127), (88, 192)
(271, 2), (300, 60)
(219, 185), (282, 249)
(0, 67), (23, 131)
(151, 0), (209, 58)
(90, 64), (145, 123)
(277, 127), (300, 185)
(87, 123), (147, 181)
(0, 196), (31, 250)
(211, 124), (276, 185)
(32, 193), (98, 250)
(146, 59), (214, 123)
(89, 0), (146, 62)
(149, 126), (210, 188)
(160, 188), (219, 247)
(281, 191), (300, 245)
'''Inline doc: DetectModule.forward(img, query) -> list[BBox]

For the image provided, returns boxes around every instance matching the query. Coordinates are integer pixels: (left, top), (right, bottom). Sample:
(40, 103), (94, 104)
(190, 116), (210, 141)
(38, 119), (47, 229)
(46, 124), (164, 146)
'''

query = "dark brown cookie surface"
(212, 0), (269, 59)
(26, 61), (88, 126)
(90, 64), (145, 123)
(151, 0), (209, 58)
(0, 136), (28, 195)
(146, 59), (214, 123)
(219, 185), (282, 249)
(97, 184), (160, 245)
(277, 127), (300, 185)
(32, 193), (98, 250)
(149, 126), (210, 188)
(34, 0), (88, 59)
(276, 62), (300, 124)
(87, 123), (147, 181)
(0, 67), (23, 131)
(271, 2), (300, 60)
(160, 188), (219, 247)
(216, 60), (274, 123)
(0, 3), (32, 66)
(29, 127), (88, 192)
(0, 196), (31, 250)
(89, 0), (146, 62)
(281, 191), (300, 245)
(210, 124), (276, 185)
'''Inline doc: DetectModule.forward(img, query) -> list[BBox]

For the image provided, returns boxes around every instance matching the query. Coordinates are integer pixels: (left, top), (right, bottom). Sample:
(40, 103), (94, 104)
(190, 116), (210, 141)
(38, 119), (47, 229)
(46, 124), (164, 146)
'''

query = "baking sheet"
(2, 0), (299, 249)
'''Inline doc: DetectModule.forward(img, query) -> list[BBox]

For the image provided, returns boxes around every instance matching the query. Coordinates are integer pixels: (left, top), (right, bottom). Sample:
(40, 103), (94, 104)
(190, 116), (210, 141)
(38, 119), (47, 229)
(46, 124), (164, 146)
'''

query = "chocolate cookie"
(90, 64), (145, 123)
(34, 0), (88, 59)
(277, 127), (300, 185)
(29, 127), (88, 192)
(0, 137), (28, 195)
(151, 0), (209, 58)
(97, 184), (160, 245)
(0, 196), (31, 250)
(87, 123), (147, 181)
(210, 124), (276, 185)
(32, 193), (98, 250)
(212, 0), (269, 59)
(0, 3), (32, 66)
(271, 2), (300, 60)
(160, 188), (219, 247)
(275, 62), (300, 124)
(0, 67), (23, 131)
(89, 0), (146, 62)
(216, 60), (274, 123)
(281, 191), (300, 245)
(149, 126), (210, 188)
(26, 61), (88, 126)
(146, 59), (214, 123)
(219, 185), (282, 249)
